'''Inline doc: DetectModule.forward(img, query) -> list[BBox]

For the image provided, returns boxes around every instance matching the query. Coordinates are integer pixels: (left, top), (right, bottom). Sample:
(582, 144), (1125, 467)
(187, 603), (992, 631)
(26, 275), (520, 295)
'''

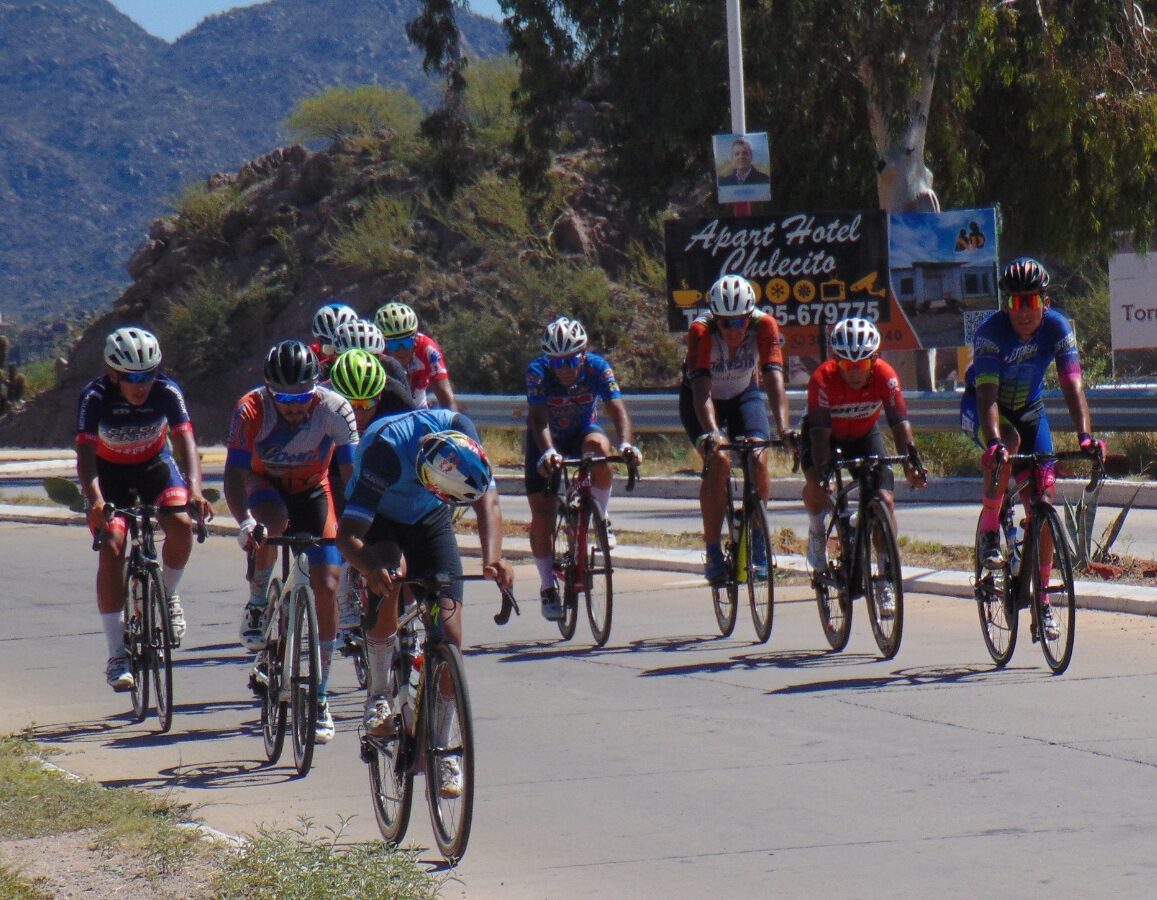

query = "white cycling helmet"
(541, 316), (588, 357)
(312, 302), (358, 342)
(333, 319), (386, 355)
(104, 327), (162, 373)
(708, 275), (756, 317)
(829, 317), (881, 362)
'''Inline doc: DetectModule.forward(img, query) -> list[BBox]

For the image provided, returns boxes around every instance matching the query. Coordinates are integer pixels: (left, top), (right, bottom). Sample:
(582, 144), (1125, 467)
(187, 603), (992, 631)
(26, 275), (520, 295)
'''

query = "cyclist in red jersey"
(800, 318), (926, 585)
(375, 300), (459, 410)
(308, 301), (358, 375)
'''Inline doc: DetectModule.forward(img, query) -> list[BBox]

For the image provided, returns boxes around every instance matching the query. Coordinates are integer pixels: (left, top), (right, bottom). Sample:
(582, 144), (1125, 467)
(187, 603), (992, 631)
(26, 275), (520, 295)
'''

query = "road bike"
(98, 495), (206, 733)
(247, 529), (332, 777)
(974, 449), (1105, 674)
(812, 447), (924, 659)
(710, 438), (790, 643)
(361, 571), (518, 864)
(550, 454), (639, 647)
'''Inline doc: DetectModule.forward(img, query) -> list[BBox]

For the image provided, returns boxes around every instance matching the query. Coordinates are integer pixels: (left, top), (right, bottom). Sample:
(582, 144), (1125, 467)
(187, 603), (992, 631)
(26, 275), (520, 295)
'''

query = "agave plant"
(1062, 478), (1141, 569)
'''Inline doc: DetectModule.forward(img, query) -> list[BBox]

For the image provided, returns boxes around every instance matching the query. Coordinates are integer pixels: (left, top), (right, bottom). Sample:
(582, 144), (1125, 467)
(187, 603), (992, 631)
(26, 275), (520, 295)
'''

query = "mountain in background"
(0, 0), (505, 325)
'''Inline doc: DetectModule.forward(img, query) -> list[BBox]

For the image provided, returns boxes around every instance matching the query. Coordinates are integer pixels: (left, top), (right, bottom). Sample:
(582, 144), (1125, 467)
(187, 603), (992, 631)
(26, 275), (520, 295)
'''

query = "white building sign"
(1109, 252), (1157, 351)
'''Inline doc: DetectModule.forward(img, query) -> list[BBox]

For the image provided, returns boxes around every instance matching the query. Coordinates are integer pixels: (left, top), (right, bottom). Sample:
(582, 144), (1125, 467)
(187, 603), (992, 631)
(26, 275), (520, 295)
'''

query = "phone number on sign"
(769, 299), (883, 327)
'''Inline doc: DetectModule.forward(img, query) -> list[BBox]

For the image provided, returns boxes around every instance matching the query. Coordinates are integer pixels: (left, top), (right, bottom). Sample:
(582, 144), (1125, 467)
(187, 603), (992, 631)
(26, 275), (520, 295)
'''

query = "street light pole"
(724, 0), (751, 216)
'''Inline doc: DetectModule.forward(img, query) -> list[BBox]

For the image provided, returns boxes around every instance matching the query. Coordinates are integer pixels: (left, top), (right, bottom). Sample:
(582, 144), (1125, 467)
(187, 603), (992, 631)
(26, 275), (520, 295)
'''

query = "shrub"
(327, 194), (418, 274)
(284, 85), (423, 145)
(169, 181), (242, 246)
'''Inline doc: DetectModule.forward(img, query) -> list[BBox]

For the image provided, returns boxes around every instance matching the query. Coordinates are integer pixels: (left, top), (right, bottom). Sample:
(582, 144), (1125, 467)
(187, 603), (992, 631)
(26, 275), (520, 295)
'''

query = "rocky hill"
(0, 0), (505, 324)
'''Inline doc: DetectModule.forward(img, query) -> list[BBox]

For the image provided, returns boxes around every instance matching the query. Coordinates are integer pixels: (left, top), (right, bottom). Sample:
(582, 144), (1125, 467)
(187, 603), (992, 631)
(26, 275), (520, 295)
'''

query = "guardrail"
(458, 387), (1157, 434)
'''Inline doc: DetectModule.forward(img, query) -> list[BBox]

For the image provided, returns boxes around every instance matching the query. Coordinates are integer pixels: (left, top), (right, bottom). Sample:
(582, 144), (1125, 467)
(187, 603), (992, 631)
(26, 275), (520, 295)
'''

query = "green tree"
(284, 85), (423, 145)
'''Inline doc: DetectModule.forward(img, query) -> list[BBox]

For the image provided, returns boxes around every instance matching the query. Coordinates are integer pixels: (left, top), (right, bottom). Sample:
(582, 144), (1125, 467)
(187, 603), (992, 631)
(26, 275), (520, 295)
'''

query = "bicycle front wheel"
(424, 643), (475, 864)
(289, 586), (320, 777)
(1033, 505), (1076, 674)
(260, 580), (288, 763)
(745, 501), (774, 644)
(814, 514), (853, 651)
(367, 650), (413, 845)
(146, 566), (174, 733)
(553, 507), (578, 640)
(582, 503), (614, 647)
(863, 500), (903, 660)
(124, 569), (149, 722)
(974, 517), (1018, 667)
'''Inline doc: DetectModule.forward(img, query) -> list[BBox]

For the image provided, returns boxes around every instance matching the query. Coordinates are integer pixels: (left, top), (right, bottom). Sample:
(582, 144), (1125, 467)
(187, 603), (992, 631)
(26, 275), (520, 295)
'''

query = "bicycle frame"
(822, 453), (904, 596)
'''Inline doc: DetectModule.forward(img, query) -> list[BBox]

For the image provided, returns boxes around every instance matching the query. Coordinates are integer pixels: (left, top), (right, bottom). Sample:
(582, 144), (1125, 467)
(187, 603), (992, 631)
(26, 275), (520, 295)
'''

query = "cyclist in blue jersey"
(961, 257), (1103, 639)
(337, 411), (513, 798)
(76, 327), (212, 690)
(524, 316), (642, 620)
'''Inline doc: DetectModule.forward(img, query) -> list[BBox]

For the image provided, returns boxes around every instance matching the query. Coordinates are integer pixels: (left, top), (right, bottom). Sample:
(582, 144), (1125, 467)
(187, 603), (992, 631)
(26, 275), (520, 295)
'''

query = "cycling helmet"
(375, 302), (419, 339)
(999, 257), (1050, 294)
(329, 349), (387, 401)
(311, 302), (358, 342)
(829, 317), (881, 362)
(104, 327), (162, 373)
(416, 430), (493, 505)
(541, 316), (588, 357)
(708, 275), (756, 317)
(264, 339), (320, 393)
(333, 319), (386, 355)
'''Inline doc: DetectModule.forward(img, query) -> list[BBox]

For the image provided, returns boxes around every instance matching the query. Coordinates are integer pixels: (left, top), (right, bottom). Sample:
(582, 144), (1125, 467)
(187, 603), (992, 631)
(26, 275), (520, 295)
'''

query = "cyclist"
(962, 256), (1103, 640)
(375, 300), (459, 410)
(525, 316), (642, 620)
(800, 318), (926, 616)
(333, 318), (387, 358)
(337, 417), (514, 799)
(76, 327), (211, 689)
(224, 339), (359, 745)
(309, 301), (358, 375)
(680, 274), (793, 585)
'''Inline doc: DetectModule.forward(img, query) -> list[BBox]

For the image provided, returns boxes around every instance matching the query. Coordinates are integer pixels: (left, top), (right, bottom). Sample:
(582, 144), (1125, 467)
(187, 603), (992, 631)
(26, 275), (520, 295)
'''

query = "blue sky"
(110, 1), (502, 42)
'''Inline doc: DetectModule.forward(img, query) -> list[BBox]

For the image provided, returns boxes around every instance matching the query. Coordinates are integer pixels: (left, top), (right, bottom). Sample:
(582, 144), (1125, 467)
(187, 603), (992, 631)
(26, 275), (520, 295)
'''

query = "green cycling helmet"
(375, 301), (419, 339)
(329, 349), (387, 401)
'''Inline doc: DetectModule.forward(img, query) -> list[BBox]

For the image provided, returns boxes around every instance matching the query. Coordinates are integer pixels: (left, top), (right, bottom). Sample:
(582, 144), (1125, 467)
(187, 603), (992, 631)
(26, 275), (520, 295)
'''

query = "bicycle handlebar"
(714, 436), (801, 473)
(93, 499), (208, 551)
(385, 570), (520, 626)
(559, 454), (641, 492)
(1003, 450), (1107, 492)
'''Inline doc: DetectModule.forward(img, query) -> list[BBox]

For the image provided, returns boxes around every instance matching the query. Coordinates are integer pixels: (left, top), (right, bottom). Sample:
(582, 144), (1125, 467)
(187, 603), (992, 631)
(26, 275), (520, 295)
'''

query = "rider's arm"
(336, 514), (395, 597)
(430, 377), (458, 412)
(690, 375), (720, 438)
(756, 315), (790, 438)
(170, 427), (204, 500)
(975, 381), (1002, 446)
(809, 423), (833, 475)
(605, 397), (634, 449)
(760, 367), (790, 438)
(472, 488), (514, 589)
(1058, 367), (1093, 436)
(223, 462), (250, 525)
(527, 404), (555, 454)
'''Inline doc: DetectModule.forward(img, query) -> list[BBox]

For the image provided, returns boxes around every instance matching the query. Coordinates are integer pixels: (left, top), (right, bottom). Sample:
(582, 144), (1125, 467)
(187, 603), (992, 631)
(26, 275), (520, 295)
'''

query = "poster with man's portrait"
(714, 132), (771, 204)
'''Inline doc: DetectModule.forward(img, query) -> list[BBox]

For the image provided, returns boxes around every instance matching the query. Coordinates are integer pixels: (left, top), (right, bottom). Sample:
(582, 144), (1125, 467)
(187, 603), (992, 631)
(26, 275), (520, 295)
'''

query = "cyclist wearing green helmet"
(328, 349), (418, 432)
(374, 300), (458, 411)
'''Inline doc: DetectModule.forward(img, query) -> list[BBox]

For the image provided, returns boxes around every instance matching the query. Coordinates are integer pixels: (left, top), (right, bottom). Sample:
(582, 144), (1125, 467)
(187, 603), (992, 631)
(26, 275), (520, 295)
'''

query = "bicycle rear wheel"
(745, 502), (774, 644)
(553, 507), (578, 640)
(124, 570), (149, 722)
(1033, 505), (1076, 674)
(814, 514), (852, 651)
(146, 566), (174, 733)
(366, 647), (413, 845)
(974, 517), (1018, 667)
(289, 585), (320, 777)
(582, 503), (614, 647)
(863, 500), (903, 660)
(424, 643), (475, 864)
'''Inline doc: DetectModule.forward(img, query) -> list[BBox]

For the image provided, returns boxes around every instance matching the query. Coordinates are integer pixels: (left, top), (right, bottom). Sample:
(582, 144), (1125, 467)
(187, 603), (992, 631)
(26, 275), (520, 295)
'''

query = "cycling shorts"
(362, 504), (464, 603)
(247, 475), (342, 567)
(799, 415), (894, 492)
(96, 454), (189, 511)
(522, 426), (607, 495)
(960, 386), (1053, 455)
(678, 383), (771, 446)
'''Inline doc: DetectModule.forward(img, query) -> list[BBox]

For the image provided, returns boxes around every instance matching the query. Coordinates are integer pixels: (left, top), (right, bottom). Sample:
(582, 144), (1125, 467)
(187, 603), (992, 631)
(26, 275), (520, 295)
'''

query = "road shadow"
(769, 662), (1043, 695)
(640, 648), (861, 678)
(106, 758), (303, 791)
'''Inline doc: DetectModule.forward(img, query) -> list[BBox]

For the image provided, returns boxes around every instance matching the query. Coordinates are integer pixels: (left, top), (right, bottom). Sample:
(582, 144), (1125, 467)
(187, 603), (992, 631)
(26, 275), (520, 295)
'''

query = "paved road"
(3, 522), (1157, 898)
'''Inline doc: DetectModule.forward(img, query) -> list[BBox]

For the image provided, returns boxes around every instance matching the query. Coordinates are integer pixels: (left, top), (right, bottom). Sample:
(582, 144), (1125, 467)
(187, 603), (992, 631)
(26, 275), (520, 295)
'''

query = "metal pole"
(725, 0), (746, 134)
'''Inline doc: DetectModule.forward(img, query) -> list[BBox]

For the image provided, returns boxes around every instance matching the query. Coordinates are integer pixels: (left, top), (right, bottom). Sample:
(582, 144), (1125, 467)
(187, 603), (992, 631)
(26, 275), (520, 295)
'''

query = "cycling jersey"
(526, 351), (622, 445)
(76, 373), (193, 464)
(971, 308), (1081, 411)
(806, 358), (909, 442)
(683, 309), (784, 401)
(344, 408), (489, 526)
(393, 333), (450, 407)
(225, 386), (358, 495)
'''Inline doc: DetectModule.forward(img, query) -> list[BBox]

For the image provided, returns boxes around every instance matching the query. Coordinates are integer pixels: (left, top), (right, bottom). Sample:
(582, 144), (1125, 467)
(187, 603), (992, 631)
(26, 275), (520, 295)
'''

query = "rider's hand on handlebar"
(190, 493), (214, 523)
(619, 442), (643, 466)
(1078, 432), (1106, 460)
(696, 431), (724, 455)
(537, 448), (563, 476)
(237, 516), (258, 551)
(981, 439), (1007, 470)
(484, 558), (515, 591)
(904, 462), (928, 489)
(86, 500), (109, 535)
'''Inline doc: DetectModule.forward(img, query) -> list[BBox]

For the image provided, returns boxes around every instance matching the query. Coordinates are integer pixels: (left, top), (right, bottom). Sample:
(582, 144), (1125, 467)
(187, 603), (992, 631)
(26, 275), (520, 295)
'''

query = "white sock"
(367, 634), (395, 696)
(102, 612), (125, 657)
(534, 555), (555, 591)
(591, 484), (611, 516)
(162, 564), (184, 596)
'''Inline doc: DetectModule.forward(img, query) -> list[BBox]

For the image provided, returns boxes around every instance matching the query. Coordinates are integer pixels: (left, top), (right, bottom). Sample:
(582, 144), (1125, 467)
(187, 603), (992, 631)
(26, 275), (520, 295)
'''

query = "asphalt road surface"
(3, 522), (1157, 898)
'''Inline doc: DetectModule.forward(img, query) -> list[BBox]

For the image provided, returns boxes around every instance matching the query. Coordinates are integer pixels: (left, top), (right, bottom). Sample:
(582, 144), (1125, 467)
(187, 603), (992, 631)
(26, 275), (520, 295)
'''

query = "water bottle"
(1006, 520), (1022, 577)
(409, 651), (424, 693)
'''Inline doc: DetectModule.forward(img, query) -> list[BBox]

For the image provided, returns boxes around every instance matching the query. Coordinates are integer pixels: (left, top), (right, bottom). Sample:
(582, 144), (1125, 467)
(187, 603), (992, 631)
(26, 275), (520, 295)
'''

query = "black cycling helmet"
(264, 340), (319, 393)
(999, 257), (1050, 294)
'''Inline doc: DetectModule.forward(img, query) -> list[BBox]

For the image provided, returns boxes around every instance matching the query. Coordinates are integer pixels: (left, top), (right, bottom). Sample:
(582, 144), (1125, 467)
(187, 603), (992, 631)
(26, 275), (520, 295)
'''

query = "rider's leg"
(96, 524), (129, 657)
(583, 430), (614, 514)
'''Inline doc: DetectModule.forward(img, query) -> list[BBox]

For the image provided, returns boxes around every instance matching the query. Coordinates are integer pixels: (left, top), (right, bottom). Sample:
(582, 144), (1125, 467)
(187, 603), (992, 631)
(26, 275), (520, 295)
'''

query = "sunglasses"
(718, 316), (749, 329)
(386, 336), (417, 352)
(546, 353), (585, 370)
(271, 389), (314, 405)
(836, 357), (873, 374)
(348, 396), (378, 410)
(1006, 292), (1044, 311)
(121, 368), (159, 384)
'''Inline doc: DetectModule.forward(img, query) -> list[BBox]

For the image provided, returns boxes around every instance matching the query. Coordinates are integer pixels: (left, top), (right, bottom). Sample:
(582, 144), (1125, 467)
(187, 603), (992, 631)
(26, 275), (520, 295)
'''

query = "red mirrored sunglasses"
(1006, 292), (1044, 311)
(836, 357), (873, 374)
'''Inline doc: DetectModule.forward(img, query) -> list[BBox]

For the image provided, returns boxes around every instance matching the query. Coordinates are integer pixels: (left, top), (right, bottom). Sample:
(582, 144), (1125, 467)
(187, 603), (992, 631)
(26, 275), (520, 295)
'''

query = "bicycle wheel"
(974, 517), (1018, 667)
(1033, 505), (1076, 674)
(814, 513), (853, 651)
(553, 507), (578, 640)
(289, 585), (320, 777)
(261, 580), (288, 763)
(367, 643), (414, 845)
(145, 566), (174, 733)
(124, 569), (149, 722)
(423, 643), (475, 864)
(745, 501), (774, 644)
(582, 503), (614, 647)
(862, 500), (904, 660)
